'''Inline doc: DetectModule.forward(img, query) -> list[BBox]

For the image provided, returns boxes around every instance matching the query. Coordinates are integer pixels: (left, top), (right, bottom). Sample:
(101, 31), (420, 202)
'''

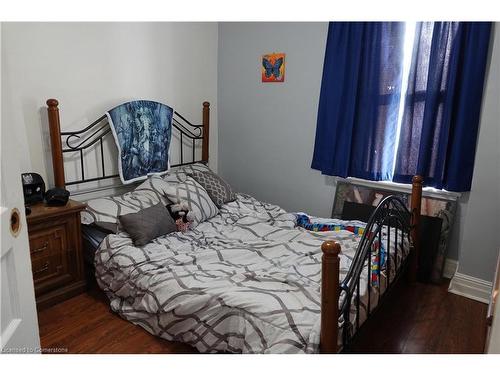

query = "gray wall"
(455, 24), (500, 280)
(218, 22), (500, 281)
(218, 22), (334, 217)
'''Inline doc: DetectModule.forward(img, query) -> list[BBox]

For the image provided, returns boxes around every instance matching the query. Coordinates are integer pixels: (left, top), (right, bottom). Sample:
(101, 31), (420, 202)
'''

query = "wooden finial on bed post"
(320, 240), (341, 354)
(47, 98), (66, 188)
(409, 175), (423, 283)
(202, 101), (210, 163)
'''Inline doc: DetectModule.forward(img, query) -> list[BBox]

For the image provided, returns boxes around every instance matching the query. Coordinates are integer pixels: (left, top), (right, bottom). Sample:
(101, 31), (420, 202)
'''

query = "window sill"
(343, 177), (461, 201)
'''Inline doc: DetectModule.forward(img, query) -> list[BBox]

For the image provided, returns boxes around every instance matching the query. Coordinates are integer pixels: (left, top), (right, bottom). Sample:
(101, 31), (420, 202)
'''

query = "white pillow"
(81, 177), (171, 232)
(163, 162), (212, 183)
(160, 176), (219, 226)
(80, 164), (213, 231)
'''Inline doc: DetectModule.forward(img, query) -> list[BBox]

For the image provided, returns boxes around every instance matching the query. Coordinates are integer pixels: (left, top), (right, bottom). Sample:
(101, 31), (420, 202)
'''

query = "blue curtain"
(393, 22), (492, 191)
(311, 22), (406, 180)
(312, 21), (492, 192)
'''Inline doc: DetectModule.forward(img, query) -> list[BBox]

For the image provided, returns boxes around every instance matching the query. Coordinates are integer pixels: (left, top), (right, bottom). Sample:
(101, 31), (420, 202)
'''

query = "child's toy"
(166, 200), (195, 232)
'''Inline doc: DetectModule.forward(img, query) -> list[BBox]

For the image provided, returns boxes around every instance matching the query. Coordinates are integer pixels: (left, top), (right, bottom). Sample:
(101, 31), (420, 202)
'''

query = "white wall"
(1, 22), (218, 190)
(218, 22), (500, 282)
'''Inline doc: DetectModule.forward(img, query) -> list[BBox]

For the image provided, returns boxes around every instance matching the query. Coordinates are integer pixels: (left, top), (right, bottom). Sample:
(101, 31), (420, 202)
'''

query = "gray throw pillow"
(118, 203), (177, 246)
(189, 170), (236, 208)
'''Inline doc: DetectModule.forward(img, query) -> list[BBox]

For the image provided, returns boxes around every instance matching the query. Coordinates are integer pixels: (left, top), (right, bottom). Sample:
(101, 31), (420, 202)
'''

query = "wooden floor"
(38, 280), (487, 354)
(38, 288), (196, 354)
(349, 279), (488, 353)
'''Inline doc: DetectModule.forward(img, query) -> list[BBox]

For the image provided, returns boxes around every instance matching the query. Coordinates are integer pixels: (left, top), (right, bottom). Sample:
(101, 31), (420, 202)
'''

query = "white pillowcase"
(163, 162), (212, 183)
(159, 176), (219, 226)
(81, 177), (171, 232)
(80, 163), (214, 231)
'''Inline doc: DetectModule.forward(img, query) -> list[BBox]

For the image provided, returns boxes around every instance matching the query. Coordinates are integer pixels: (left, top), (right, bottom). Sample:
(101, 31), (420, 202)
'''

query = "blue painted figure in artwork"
(107, 100), (173, 184)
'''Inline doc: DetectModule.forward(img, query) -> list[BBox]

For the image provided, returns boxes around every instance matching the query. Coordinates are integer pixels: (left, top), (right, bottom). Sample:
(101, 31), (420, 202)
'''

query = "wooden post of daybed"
(320, 240), (341, 353)
(409, 175), (423, 283)
(47, 98), (66, 188)
(202, 101), (210, 163)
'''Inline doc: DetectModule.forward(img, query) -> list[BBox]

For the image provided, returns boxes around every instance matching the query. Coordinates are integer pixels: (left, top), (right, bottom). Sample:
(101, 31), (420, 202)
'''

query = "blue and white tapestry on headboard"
(107, 100), (173, 184)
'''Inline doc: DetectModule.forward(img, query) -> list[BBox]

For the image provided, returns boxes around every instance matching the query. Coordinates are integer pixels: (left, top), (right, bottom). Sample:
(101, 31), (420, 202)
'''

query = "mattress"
(82, 224), (110, 266)
(95, 194), (409, 353)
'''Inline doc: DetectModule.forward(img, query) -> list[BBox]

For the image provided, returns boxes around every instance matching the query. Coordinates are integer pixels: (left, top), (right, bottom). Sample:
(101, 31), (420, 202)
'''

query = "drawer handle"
(32, 241), (49, 254)
(33, 262), (50, 275)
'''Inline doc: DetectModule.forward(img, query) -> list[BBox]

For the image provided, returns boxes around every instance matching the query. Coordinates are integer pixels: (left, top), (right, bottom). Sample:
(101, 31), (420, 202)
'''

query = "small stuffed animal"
(166, 200), (195, 232)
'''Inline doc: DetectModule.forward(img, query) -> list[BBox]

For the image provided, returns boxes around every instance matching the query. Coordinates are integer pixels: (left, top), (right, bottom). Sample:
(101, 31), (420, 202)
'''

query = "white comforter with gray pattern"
(95, 194), (407, 353)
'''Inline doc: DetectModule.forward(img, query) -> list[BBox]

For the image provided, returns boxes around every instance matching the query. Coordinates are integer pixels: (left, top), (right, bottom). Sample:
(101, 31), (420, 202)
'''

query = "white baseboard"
(443, 258), (458, 279)
(448, 271), (493, 304)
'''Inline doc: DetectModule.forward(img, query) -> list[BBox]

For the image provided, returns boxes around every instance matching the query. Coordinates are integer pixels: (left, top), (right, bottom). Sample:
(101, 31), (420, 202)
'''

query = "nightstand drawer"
(27, 200), (87, 309)
(29, 225), (68, 260)
(31, 252), (71, 285)
(29, 221), (77, 295)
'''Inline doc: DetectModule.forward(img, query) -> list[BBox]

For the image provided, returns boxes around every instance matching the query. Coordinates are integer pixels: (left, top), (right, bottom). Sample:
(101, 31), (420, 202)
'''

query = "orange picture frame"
(261, 52), (285, 83)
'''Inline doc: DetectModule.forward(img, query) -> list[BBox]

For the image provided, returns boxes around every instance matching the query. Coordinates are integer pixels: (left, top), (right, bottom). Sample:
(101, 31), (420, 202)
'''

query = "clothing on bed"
(94, 193), (409, 353)
(107, 100), (173, 184)
(296, 213), (387, 285)
(295, 213), (366, 234)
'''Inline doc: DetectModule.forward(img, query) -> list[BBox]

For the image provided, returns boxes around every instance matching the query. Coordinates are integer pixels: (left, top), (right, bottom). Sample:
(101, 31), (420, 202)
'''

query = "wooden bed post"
(409, 175), (423, 283)
(202, 102), (210, 163)
(320, 240), (341, 354)
(47, 98), (66, 188)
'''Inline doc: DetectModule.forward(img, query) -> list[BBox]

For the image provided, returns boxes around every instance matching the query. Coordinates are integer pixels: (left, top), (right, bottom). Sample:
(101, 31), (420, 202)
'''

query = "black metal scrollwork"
(60, 112), (204, 186)
(339, 195), (412, 348)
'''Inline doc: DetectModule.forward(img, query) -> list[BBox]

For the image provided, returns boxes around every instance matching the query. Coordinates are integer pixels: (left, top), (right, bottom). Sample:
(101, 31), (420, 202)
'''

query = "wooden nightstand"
(26, 199), (87, 310)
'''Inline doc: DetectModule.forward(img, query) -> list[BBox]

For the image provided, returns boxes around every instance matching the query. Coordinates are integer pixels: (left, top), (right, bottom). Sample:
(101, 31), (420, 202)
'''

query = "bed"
(45, 98), (423, 353)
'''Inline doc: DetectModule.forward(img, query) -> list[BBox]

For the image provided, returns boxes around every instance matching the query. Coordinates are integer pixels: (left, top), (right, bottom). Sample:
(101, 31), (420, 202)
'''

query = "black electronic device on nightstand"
(21, 172), (45, 205)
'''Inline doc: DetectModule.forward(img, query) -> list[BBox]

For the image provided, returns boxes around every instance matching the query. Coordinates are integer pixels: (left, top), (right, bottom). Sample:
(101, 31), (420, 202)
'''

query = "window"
(312, 22), (491, 192)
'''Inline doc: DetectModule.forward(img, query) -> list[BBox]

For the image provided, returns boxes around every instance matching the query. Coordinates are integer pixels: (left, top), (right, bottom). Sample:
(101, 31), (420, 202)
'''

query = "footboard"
(320, 176), (422, 353)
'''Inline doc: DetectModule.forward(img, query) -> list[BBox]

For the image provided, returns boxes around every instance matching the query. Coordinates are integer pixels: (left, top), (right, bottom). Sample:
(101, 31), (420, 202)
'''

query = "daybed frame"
(46, 98), (422, 354)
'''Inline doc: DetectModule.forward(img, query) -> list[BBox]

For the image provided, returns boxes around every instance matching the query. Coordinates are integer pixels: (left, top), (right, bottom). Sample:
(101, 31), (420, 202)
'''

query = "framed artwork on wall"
(261, 52), (285, 82)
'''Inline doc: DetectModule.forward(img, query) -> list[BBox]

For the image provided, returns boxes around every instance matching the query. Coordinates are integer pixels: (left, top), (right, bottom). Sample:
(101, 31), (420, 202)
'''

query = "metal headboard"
(46, 99), (210, 188)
